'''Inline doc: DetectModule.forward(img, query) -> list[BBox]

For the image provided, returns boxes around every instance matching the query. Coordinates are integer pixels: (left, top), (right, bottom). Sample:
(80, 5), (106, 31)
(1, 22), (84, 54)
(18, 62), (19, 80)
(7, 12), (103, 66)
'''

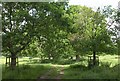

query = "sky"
(69, 0), (120, 10)
(69, 0), (120, 37)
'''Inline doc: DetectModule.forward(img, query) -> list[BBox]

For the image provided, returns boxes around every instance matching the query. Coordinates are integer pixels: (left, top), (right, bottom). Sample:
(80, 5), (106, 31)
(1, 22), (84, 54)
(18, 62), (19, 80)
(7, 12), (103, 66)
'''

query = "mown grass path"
(37, 65), (67, 81)
(56, 66), (65, 79)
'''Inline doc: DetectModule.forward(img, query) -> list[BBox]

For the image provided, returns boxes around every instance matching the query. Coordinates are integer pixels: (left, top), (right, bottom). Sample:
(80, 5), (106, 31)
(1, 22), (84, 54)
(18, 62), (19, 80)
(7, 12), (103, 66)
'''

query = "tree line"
(2, 2), (120, 69)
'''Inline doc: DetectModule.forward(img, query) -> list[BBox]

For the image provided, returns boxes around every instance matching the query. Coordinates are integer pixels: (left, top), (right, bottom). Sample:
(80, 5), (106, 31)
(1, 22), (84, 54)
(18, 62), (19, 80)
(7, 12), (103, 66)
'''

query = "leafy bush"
(41, 59), (52, 63)
(21, 64), (31, 70)
(70, 64), (87, 70)
(55, 59), (75, 65)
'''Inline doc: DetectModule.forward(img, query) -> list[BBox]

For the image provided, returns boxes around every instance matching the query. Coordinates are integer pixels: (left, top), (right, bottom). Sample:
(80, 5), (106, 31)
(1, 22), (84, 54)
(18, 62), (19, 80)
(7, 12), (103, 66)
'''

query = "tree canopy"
(2, 2), (119, 68)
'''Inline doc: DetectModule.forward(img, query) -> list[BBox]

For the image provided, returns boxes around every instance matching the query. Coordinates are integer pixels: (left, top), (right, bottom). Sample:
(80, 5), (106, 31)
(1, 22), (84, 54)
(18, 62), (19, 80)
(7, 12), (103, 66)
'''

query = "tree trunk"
(70, 56), (73, 60)
(93, 51), (96, 66)
(48, 54), (51, 60)
(48, 56), (50, 60)
(11, 54), (17, 69)
(76, 55), (80, 61)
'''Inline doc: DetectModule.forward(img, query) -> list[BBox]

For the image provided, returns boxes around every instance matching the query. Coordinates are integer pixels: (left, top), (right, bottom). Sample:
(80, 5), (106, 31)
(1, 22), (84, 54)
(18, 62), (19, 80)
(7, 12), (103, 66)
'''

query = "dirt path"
(37, 66), (56, 79)
(39, 69), (53, 79)
(37, 65), (65, 81)
(55, 66), (64, 79)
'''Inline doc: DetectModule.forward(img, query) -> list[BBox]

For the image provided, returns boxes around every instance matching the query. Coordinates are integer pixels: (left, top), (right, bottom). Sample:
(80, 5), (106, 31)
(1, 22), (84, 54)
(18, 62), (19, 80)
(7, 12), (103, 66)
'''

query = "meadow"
(1, 54), (119, 79)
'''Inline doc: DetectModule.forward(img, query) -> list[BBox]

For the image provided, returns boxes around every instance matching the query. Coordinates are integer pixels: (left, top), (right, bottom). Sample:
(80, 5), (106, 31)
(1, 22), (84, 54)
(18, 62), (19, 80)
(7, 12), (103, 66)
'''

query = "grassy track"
(1, 55), (119, 79)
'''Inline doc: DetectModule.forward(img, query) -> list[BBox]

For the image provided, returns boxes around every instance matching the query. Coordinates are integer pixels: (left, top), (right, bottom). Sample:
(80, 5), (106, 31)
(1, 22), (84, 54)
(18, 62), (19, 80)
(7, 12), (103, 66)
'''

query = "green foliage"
(70, 64), (87, 70)
(55, 59), (75, 65)
(2, 3), (34, 54)
(2, 2), (71, 65)
(2, 2), (119, 69)
(41, 59), (52, 63)
(21, 64), (31, 70)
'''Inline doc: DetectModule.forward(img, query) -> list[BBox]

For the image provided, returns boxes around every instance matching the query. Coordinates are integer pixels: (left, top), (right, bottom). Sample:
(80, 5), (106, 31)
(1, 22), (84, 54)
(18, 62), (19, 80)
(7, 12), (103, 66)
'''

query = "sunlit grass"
(99, 55), (118, 67)
(0, 55), (118, 66)
(1, 54), (119, 79)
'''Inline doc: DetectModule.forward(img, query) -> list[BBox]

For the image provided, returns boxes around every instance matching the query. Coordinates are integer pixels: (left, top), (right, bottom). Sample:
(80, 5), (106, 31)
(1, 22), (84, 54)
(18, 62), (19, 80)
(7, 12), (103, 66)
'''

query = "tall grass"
(1, 54), (119, 79)
(2, 64), (51, 79)
(63, 63), (120, 79)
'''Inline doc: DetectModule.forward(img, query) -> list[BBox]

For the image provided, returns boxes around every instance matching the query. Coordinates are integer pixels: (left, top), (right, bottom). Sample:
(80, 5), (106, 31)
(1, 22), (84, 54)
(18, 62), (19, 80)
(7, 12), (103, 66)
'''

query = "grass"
(1, 55), (118, 66)
(2, 64), (52, 79)
(1, 54), (119, 79)
(63, 64), (120, 79)
(99, 55), (118, 67)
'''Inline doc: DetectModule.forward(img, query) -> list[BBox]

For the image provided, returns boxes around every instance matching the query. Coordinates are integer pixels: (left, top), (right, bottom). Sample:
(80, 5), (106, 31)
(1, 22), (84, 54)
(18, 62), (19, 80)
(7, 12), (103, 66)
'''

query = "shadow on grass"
(26, 59), (77, 65)
(2, 64), (51, 79)
(2, 63), (120, 80)
(63, 63), (120, 79)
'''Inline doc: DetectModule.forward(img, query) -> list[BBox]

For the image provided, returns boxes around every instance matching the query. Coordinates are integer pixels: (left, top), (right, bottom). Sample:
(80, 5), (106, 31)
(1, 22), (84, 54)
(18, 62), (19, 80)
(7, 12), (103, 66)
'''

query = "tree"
(2, 3), (37, 69)
(67, 6), (100, 62)
(2, 2), (70, 68)
(34, 2), (73, 61)
(67, 5), (114, 65)
(84, 7), (118, 66)
(102, 6), (120, 55)
(66, 5), (90, 61)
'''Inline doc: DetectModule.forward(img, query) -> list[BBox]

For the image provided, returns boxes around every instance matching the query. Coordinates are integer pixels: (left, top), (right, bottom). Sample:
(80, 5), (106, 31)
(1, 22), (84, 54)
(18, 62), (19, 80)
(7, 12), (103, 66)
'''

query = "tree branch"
(15, 39), (31, 54)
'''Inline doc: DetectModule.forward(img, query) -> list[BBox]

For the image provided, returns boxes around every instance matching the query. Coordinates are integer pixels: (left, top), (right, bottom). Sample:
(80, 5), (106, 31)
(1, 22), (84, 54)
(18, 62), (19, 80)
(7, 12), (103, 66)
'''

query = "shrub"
(21, 64), (31, 70)
(41, 59), (52, 63)
(70, 64), (87, 70)
(55, 59), (75, 65)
